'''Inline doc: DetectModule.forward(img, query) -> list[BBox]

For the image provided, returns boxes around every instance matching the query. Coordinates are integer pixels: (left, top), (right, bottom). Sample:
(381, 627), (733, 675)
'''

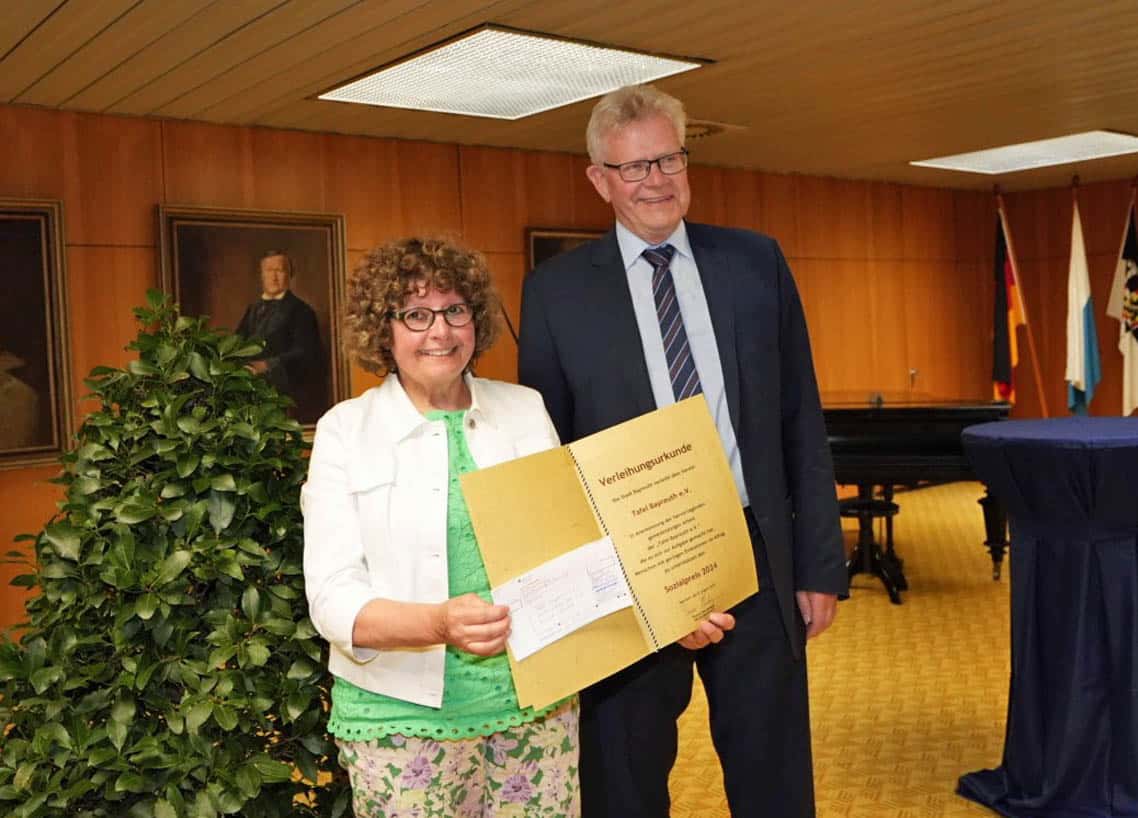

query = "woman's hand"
(436, 593), (511, 656)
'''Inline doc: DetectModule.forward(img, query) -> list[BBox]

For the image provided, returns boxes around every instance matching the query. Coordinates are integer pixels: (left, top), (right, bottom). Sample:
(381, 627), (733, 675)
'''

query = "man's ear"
(585, 164), (611, 203)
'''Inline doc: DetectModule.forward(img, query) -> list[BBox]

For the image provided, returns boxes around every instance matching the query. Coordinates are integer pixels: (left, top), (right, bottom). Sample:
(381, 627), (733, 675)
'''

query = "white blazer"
(301, 373), (559, 707)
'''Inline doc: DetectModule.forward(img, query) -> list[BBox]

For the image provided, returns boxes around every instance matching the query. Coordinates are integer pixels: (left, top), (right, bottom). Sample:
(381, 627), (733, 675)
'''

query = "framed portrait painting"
(157, 205), (348, 427)
(526, 227), (604, 271)
(0, 199), (72, 470)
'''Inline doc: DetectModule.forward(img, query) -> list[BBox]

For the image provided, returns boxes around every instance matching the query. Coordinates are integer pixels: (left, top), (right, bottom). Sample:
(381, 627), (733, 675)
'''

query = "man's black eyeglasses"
(602, 148), (689, 182)
(388, 303), (473, 332)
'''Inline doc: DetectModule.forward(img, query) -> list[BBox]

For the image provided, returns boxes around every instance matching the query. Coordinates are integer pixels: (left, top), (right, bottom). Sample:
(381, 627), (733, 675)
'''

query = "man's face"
(586, 114), (690, 245)
(260, 255), (291, 297)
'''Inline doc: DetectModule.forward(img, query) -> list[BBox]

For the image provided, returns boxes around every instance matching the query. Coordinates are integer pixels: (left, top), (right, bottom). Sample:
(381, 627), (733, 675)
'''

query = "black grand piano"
(823, 392), (1010, 604)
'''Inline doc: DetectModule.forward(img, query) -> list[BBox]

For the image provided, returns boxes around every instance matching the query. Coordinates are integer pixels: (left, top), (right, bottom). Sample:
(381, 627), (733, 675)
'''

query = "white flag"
(1107, 196), (1138, 416)
(1065, 199), (1101, 414)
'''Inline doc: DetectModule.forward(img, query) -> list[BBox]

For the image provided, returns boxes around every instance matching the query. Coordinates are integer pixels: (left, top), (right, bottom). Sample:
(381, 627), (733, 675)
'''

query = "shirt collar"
(260, 291), (287, 301)
(382, 371), (495, 443)
(614, 220), (692, 272)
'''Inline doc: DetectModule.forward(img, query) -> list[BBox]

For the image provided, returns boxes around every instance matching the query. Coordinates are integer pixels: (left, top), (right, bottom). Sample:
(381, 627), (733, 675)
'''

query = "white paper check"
(491, 535), (633, 661)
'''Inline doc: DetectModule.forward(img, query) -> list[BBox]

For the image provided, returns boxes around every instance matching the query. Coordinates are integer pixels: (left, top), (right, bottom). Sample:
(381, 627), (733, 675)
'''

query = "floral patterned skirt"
(336, 698), (579, 818)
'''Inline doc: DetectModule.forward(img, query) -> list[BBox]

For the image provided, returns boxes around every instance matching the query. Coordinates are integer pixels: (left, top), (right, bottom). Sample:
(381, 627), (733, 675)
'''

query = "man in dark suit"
(518, 85), (847, 818)
(236, 250), (323, 422)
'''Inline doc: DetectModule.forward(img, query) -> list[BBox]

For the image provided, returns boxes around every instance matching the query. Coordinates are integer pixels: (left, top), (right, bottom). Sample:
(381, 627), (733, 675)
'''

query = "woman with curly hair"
(301, 237), (579, 817)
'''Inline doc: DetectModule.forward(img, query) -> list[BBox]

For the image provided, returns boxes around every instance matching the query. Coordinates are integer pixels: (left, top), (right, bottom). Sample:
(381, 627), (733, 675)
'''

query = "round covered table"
(957, 417), (1138, 818)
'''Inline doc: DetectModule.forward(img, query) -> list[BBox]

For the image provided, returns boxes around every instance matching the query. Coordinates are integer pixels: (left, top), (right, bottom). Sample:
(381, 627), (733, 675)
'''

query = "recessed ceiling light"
(318, 25), (705, 120)
(911, 130), (1138, 174)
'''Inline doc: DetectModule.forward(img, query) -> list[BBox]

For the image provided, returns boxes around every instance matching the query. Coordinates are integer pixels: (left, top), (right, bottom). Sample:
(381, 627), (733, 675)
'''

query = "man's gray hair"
(585, 84), (686, 166)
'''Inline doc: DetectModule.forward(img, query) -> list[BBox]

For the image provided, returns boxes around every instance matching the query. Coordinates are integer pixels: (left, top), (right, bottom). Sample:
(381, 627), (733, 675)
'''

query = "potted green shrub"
(0, 291), (348, 818)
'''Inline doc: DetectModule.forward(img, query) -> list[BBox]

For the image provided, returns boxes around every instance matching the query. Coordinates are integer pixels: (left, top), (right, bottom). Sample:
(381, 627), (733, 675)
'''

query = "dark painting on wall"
(158, 206), (348, 427)
(526, 228), (605, 272)
(0, 199), (72, 470)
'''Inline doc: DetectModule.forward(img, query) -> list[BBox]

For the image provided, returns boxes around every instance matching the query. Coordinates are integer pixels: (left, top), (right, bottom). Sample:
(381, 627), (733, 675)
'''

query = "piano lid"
(822, 390), (1010, 411)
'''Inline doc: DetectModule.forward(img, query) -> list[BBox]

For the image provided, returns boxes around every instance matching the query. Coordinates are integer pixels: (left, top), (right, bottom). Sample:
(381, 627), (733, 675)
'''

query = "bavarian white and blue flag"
(1065, 197), (1101, 414)
(1107, 191), (1138, 416)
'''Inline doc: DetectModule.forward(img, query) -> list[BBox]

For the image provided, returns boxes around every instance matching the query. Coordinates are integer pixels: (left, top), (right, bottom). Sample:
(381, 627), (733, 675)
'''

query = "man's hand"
(795, 590), (837, 639)
(246, 360), (269, 375)
(436, 593), (511, 656)
(678, 611), (736, 650)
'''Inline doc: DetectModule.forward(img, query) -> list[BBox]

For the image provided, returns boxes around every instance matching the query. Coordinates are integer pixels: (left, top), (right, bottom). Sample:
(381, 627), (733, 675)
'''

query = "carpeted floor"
(669, 481), (1010, 817)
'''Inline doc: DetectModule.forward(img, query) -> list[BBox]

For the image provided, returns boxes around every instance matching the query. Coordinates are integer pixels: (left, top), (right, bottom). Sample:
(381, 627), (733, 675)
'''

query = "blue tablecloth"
(958, 417), (1138, 818)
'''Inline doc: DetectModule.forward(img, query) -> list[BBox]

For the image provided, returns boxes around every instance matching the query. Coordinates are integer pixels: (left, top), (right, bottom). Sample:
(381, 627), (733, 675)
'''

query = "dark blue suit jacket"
(518, 222), (847, 654)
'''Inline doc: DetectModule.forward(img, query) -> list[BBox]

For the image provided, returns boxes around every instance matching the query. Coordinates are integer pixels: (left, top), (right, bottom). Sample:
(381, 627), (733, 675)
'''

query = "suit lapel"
(589, 232), (656, 415)
(688, 223), (742, 433)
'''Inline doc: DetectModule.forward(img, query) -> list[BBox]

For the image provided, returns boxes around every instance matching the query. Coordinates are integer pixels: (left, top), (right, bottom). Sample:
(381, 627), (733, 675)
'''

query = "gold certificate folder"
(461, 397), (758, 709)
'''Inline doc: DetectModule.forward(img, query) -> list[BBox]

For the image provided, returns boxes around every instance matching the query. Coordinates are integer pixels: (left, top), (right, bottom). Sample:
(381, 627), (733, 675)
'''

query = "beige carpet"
(669, 482), (1010, 817)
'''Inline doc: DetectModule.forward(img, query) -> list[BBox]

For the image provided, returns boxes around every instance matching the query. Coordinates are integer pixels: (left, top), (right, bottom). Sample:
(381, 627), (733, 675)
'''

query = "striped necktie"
(643, 244), (703, 400)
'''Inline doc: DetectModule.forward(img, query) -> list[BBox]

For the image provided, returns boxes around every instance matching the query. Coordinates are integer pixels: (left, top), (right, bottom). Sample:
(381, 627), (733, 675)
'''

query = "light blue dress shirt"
(616, 220), (750, 507)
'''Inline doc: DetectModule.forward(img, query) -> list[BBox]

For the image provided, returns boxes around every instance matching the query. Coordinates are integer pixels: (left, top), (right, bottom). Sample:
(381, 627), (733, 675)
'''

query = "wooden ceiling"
(4, 0), (1138, 191)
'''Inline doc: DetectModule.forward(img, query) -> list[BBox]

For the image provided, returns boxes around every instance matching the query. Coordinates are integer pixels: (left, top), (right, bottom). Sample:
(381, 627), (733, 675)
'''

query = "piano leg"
(978, 489), (1008, 580)
(844, 483), (906, 604)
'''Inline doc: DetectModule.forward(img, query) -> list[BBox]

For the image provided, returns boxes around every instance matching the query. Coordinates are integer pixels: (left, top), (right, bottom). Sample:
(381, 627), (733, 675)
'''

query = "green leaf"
(43, 522), (81, 561)
(240, 586), (261, 623)
(155, 800), (177, 818)
(286, 658), (316, 680)
(29, 666), (62, 694)
(108, 718), (128, 751)
(245, 640), (270, 667)
(188, 352), (210, 381)
(160, 483), (187, 499)
(115, 771), (147, 792)
(177, 416), (201, 435)
(207, 491), (236, 533)
(209, 474), (236, 492)
(13, 762), (35, 791)
(136, 592), (159, 620)
(111, 696), (136, 723)
(185, 701), (213, 734)
(213, 705), (238, 731)
(117, 503), (157, 524)
(129, 360), (160, 377)
(156, 551), (192, 586)
(177, 453), (200, 478)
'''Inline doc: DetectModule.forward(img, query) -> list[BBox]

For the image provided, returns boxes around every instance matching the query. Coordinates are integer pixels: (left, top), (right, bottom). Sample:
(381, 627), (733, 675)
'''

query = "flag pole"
(995, 187), (1049, 417)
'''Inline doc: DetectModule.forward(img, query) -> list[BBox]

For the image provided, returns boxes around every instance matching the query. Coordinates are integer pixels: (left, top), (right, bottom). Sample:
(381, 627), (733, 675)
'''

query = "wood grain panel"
(116, 0), (359, 116)
(0, 105), (70, 198)
(67, 246), (157, 418)
(866, 259), (911, 395)
(0, 465), (61, 631)
(0, 2), (65, 59)
(953, 189), (994, 264)
(0, 0), (138, 101)
(687, 165), (728, 228)
(795, 176), (869, 260)
(758, 172), (799, 258)
(901, 186), (955, 261)
(567, 155), (613, 229)
(62, 112), (163, 246)
(65, 0), (286, 112)
(17, 0), (214, 107)
(900, 259), (974, 398)
(247, 127), (327, 212)
(867, 183), (902, 260)
(721, 168), (763, 232)
(795, 258), (874, 393)
(162, 119), (256, 206)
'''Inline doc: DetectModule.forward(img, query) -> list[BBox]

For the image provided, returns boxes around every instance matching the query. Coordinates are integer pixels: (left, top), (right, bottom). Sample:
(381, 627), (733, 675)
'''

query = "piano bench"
(839, 491), (907, 604)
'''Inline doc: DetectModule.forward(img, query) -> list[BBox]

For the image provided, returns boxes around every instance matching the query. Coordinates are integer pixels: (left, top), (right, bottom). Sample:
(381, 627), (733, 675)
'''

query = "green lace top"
(328, 409), (564, 740)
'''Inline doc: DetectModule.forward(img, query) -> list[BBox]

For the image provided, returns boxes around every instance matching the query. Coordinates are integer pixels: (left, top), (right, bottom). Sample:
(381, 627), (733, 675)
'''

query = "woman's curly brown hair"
(344, 237), (502, 376)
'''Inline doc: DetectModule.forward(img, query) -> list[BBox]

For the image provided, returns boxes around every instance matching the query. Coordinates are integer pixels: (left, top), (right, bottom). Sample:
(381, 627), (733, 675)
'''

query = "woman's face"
(389, 283), (475, 395)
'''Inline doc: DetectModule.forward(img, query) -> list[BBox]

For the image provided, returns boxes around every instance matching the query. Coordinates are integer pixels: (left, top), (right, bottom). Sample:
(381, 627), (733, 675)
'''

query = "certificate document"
(461, 397), (757, 709)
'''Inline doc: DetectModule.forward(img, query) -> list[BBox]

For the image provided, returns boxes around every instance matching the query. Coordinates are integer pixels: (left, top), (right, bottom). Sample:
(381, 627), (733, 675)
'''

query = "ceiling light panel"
(319, 27), (703, 120)
(911, 130), (1138, 174)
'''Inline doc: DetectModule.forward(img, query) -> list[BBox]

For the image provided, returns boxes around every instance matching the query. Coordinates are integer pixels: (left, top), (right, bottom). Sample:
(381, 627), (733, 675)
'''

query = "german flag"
(992, 212), (1026, 402)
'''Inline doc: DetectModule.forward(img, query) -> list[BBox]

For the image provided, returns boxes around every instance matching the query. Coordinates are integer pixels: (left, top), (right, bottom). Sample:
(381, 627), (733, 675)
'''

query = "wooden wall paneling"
(62, 113), (163, 246)
(248, 127), (327, 212)
(867, 182), (903, 261)
(1078, 178), (1132, 258)
(458, 147), (528, 254)
(721, 168), (763, 232)
(0, 465), (61, 632)
(162, 119), (257, 206)
(475, 252), (525, 384)
(900, 259), (972, 398)
(325, 134), (462, 251)
(567, 155), (614, 229)
(758, 172), (799, 257)
(343, 249), (381, 398)
(866, 259), (912, 394)
(794, 257), (875, 393)
(901, 186), (955, 261)
(687, 165), (729, 227)
(954, 259), (996, 399)
(67, 246), (157, 417)
(795, 176), (869, 260)
(0, 106), (70, 198)
(953, 189), (994, 264)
